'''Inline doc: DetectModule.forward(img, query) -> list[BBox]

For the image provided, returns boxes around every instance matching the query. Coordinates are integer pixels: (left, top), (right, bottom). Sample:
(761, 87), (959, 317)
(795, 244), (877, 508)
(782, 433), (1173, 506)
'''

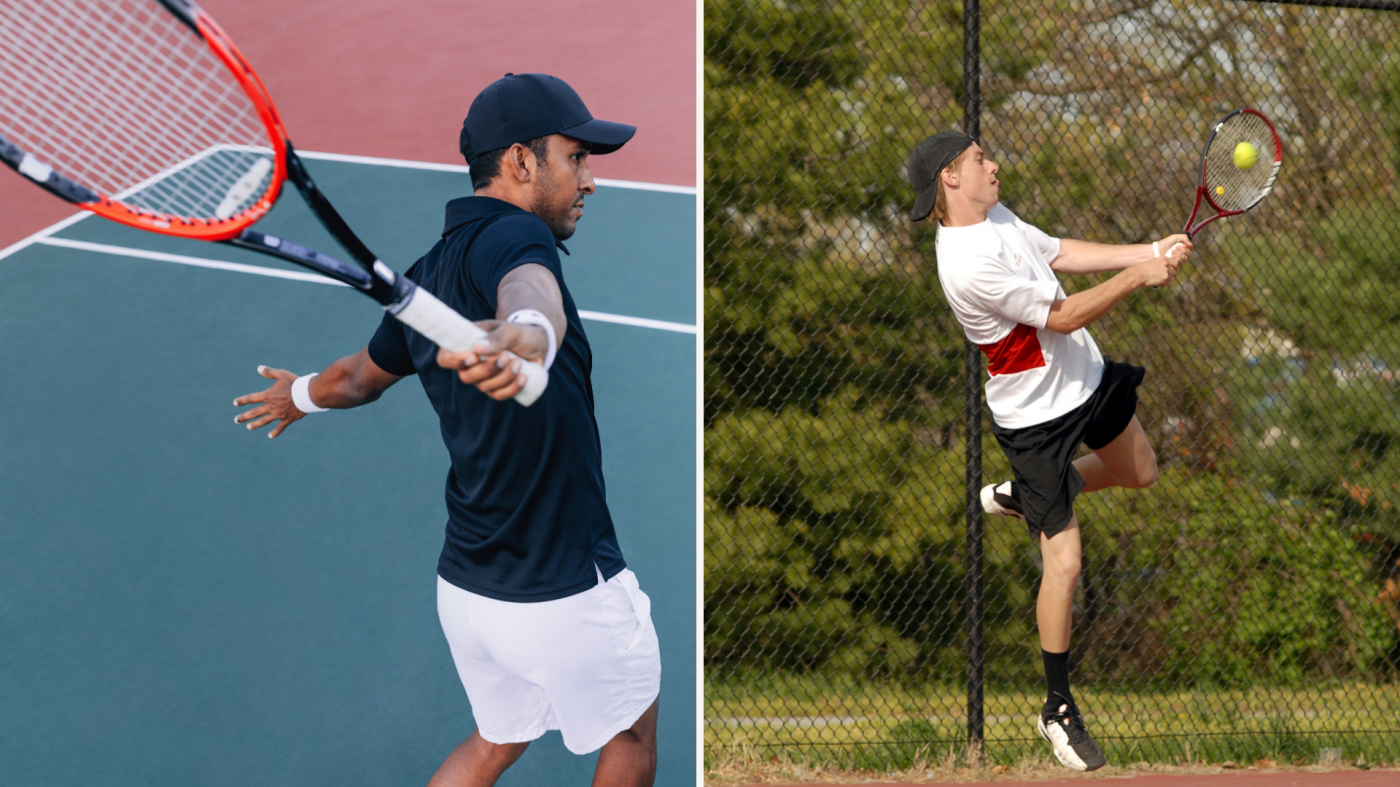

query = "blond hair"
(933, 148), (970, 224)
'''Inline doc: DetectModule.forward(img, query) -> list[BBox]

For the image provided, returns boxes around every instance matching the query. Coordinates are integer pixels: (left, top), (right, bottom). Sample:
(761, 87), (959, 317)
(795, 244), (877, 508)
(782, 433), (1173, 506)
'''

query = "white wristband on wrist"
(291, 373), (329, 413)
(1153, 241), (1161, 258)
(506, 309), (557, 371)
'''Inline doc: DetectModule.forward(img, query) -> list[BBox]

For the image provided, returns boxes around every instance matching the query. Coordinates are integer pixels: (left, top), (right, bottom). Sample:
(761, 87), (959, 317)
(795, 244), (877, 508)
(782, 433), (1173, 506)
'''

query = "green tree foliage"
(705, 0), (1400, 689)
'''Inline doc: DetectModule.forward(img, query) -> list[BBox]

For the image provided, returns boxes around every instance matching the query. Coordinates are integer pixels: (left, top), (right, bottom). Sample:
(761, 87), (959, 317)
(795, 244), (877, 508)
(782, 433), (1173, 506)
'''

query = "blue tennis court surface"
(0, 154), (695, 786)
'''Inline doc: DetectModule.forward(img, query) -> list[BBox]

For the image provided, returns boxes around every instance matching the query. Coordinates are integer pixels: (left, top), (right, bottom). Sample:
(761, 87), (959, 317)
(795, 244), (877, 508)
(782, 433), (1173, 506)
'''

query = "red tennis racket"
(1166, 108), (1283, 258)
(0, 0), (548, 405)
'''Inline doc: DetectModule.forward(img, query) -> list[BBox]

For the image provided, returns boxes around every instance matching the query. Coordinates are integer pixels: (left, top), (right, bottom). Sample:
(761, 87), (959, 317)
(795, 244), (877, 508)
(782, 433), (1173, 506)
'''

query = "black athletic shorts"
(989, 359), (1145, 539)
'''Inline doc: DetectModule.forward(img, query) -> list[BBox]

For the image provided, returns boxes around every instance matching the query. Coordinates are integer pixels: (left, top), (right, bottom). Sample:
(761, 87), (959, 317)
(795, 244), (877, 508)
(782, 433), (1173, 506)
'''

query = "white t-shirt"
(935, 203), (1104, 429)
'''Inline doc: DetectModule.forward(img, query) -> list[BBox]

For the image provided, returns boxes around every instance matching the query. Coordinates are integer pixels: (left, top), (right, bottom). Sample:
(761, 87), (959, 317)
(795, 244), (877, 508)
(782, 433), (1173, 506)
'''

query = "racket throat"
(230, 230), (374, 291)
(282, 143), (382, 271)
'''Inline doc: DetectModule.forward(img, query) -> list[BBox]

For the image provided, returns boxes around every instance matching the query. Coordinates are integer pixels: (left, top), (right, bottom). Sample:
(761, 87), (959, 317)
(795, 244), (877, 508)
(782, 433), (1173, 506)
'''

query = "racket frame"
(1181, 108), (1283, 237)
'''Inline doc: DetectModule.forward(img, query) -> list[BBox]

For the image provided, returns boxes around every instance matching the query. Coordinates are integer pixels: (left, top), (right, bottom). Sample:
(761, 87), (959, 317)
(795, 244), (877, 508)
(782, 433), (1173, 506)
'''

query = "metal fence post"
(962, 0), (985, 755)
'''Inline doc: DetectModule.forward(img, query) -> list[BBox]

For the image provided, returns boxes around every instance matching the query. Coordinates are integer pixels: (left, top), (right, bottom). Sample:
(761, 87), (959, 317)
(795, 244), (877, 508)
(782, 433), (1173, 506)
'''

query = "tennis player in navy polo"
(233, 74), (660, 787)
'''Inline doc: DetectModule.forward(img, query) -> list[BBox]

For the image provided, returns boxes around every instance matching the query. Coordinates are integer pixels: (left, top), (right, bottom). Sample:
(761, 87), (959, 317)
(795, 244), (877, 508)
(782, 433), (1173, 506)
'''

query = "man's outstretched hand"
(436, 320), (549, 402)
(233, 366), (305, 439)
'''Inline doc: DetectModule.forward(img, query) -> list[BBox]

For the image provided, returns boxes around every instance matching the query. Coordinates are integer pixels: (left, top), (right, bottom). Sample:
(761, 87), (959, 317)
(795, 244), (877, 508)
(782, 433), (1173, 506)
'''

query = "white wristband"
(506, 309), (557, 371)
(291, 373), (328, 413)
(1153, 241), (1161, 258)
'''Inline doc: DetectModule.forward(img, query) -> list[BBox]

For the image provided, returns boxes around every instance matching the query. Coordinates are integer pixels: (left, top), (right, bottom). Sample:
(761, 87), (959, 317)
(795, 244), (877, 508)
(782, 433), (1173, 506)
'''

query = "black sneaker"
(1037, 693), (1106, 772)
(979, 481), (1024, 519)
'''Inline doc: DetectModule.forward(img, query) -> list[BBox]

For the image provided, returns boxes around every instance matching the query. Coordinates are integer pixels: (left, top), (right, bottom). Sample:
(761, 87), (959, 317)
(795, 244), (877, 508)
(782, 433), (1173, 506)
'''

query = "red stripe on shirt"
(978, 323), (1046, 376)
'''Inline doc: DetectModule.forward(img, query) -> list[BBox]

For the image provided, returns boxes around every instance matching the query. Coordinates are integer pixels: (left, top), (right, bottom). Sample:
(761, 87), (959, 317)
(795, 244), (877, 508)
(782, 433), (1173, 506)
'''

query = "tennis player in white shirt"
(908, 131), (1193, 772)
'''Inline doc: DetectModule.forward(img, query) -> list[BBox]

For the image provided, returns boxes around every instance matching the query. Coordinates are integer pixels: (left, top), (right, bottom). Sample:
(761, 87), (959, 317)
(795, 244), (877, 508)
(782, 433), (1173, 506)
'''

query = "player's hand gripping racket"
(0, 0), (547, 405)
(1164, 108), (1283, 259)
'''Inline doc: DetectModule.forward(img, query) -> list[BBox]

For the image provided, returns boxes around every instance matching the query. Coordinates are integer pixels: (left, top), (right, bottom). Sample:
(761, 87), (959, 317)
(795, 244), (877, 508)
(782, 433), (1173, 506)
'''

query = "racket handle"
(392, 285), (549, 406)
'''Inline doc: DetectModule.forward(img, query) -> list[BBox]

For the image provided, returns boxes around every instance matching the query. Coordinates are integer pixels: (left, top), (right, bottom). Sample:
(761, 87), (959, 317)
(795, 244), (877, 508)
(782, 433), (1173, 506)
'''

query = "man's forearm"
(1051, 239), (1154, 274)
(307, 349), (400, 409)
(497, 263), (567, 347)
(1044, 266), (1147, 334)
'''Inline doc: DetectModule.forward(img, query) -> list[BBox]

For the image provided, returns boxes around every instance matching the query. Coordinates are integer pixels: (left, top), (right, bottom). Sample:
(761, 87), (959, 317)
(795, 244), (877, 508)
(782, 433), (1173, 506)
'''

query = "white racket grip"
(392, 286), (549, 406)
(1166, 242), (1184, 258)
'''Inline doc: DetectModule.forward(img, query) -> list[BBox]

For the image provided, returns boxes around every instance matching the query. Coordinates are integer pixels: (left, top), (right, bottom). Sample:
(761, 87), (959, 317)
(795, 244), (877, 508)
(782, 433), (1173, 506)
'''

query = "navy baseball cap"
(460, 73), (636, 163)
(907, 131), (976, 221)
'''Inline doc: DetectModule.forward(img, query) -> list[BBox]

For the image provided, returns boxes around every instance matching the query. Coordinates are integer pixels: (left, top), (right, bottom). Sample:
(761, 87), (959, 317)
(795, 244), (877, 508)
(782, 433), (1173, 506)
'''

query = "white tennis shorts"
(436, 568), (661, 755)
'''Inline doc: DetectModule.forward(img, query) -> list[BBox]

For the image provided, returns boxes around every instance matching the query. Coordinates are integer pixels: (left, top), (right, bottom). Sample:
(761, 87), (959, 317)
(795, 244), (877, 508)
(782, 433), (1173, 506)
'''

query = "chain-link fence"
(705, 0), (1400, 770)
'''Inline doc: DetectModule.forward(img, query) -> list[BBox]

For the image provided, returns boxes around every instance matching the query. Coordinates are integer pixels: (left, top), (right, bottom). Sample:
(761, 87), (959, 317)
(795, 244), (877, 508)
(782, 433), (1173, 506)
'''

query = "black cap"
(906, 131), (976, 221)
(460, 73), (636, 164)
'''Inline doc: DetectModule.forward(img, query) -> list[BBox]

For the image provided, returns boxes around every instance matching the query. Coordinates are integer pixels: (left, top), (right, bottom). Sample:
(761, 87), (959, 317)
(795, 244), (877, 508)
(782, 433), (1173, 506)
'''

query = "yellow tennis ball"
(1216, 186), (1224, 195)
(1234, 141), (1259, 170)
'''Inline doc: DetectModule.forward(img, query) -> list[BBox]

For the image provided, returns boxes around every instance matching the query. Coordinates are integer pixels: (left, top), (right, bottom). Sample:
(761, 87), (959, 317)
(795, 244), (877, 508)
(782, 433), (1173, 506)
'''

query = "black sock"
(1043, 649), (1072, 710)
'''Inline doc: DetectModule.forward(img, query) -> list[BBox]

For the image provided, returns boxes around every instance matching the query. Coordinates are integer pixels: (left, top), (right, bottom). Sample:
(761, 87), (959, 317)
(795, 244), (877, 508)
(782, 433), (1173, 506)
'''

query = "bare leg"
(1073, 416), (1158, 494)
(427, 731), (529, 787)
(1037, 518), (1082, 652)
(592, 697), (659, 787)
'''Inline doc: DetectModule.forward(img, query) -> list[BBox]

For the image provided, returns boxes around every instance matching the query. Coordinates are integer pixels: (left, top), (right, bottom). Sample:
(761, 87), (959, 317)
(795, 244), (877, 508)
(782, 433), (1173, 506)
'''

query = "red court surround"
(0, 0), (695, 249)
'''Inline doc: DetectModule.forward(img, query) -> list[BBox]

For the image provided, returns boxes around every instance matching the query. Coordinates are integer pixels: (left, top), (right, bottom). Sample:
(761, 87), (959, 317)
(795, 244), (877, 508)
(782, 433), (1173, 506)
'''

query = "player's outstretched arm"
(437, 262), (566, 402)
(1052, 235), (1193, 274)
(233, 348), (404, 438)
(1044, 252), (1183, 334)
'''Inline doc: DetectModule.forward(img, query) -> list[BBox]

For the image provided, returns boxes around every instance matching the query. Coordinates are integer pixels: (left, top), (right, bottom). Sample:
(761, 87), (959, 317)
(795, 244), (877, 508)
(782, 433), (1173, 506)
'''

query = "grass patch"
(705, 676), (1400, 781)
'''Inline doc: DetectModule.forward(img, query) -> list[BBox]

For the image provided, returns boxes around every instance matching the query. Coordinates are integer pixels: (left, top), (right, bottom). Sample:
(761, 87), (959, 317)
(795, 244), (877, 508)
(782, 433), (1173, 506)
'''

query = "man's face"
(948, 142), (999, 207)
(529, 135), (595, 240)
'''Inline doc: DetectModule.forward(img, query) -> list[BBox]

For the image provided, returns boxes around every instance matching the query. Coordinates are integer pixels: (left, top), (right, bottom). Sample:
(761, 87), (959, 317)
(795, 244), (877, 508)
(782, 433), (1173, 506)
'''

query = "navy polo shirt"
(367, 195), (625, 602)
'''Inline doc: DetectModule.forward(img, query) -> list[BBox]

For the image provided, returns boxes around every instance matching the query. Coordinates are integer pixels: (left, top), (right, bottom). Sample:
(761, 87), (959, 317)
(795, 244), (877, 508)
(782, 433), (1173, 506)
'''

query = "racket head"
(1199, 109), (1282, 218)
(0, 0), (289, 241)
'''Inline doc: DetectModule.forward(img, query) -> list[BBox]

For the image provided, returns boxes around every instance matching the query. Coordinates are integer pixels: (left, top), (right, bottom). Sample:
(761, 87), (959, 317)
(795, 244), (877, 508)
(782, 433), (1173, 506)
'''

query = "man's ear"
(940, 166), (958, 189)
(507, 143), (535, 184)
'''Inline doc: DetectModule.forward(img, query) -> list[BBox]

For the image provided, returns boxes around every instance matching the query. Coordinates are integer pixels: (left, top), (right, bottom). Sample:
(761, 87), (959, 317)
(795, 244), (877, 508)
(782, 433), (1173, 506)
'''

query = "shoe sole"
(979, 484), (1024, 519)
(1036, 716), (1103, 772)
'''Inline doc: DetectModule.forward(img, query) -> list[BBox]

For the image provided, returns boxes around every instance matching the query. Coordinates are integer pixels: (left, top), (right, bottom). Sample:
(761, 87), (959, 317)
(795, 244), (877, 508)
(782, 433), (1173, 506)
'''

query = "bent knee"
(1133, 463), (1159, 489)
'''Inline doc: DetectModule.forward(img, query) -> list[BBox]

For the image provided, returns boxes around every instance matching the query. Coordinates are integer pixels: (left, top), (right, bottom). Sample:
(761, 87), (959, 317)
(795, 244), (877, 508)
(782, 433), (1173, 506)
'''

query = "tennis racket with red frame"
(0, 0), (548, 405)
(1166, 108), (1283, 258)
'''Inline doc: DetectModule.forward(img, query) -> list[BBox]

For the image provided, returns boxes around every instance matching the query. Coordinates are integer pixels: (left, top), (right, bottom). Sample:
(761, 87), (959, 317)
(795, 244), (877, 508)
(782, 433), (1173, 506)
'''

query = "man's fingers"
(459, 358), (519, 389)
(462, 357), (524, 396)
(233, 392), (267, 407)
(485, 371), (528, 401)
(437, 347), (480, 370)
(234, 404), (269, 424)
(246, 414), (278, 431)
(268, 421), (290, 439)
(451, 354), (510, 385)
(437, 333), (531, 399)
(258, 365), (300, 382)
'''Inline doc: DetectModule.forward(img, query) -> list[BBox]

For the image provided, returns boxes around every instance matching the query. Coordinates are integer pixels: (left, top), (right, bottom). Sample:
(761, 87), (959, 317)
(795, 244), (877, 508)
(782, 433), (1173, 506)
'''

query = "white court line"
(577, 310), (695, 334)
(31, 237), (697, 334)
(36, 237), (344, 285)
(0, 149), (693, 264)
(294, 150), (697, 195)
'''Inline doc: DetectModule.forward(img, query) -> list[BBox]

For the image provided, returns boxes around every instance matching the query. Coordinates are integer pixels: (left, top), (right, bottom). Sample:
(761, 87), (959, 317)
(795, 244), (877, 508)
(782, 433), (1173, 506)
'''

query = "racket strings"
(1204, 112), (1277, 213)
(0, 0), (275, 220)
(5, 3), (255, 181)
(12, 3), (268, 208)
(4, 5), (214, 185)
